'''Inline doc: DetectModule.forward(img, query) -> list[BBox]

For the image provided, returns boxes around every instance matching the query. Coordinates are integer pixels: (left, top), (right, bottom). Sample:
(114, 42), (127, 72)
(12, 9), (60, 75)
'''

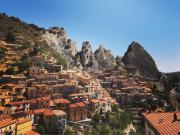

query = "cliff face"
(76, 42), (115, 71)
(41, 27), (77, 65)
(77, 41), (98, 70)
(94, 45), (115, 70)
(122, 41), (160, 79)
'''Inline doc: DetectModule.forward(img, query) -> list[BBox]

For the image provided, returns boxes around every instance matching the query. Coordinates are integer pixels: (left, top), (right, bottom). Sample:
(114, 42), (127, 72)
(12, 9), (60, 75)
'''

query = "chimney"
(173, 113), (177, 122)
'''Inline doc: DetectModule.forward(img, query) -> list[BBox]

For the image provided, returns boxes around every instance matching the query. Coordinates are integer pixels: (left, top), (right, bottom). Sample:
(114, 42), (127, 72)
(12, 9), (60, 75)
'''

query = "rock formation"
(78, 41), (98, 70)
(41, 27), (77, 65)
(94, 45), (115, 70)
(122, 41), (160, 79)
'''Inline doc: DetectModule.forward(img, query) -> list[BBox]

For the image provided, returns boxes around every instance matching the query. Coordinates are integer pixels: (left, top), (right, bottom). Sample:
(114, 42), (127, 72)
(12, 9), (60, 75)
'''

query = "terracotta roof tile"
(70, 104), (78, 108)
(143, 112), (180, 135)
(34, 109), (45, 114)
(34, 109), (54, 116)
(75, 102), (86, 107)
(43, 109), (54, 116)
(30, 99), (37, 104)
(0, 118), (16, 128)
(25, 110), (34, 115)
(52, 110), (66, 116)
(0, 95), (12, 99)
(70, 102), (86, 108)
(90, 99), (99, 103)
(54, 98), (70, 104)
(10, 100), (30, 106)
(0, 106), (6, 111)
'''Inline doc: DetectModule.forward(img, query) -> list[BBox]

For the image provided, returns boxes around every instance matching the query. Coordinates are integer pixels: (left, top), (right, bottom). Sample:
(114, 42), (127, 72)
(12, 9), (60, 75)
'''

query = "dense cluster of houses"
(0, 58), (117, 134)
(93, 69), (153, 107)
(1, 42), (179, 135)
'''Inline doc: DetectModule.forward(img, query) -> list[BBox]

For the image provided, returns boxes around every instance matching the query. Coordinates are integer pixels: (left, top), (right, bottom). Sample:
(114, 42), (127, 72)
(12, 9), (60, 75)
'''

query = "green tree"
(92, 113), (102, 123)
(113, 129), (125, 135)
(92, 124), (111, 135)
(109, 115), (120, 128)
(111, 104), (119, 113)
(105, 111), (111, 122)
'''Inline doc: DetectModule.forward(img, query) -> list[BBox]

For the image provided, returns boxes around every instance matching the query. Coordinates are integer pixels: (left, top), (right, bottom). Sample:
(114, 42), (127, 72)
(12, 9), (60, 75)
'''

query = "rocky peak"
(99, 45), (104, 50)
(81, 41), (93, 53)
(78, 41), (98, 70)
(126, 41), (145, 55)
(41, 27), (67, 53)
(48, 27), (66, 35)
(94, 45), (114, 70)
(66, 39), (77, 56)
(41, 27), (77, 65)
(122, 41), (160, 79)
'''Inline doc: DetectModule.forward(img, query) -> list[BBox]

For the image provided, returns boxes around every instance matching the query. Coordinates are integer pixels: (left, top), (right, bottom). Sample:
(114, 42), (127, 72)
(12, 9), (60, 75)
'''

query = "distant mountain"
(122, 41), (160, 79)
(166, 72), (180, 78)
(166, 72), (180, 92)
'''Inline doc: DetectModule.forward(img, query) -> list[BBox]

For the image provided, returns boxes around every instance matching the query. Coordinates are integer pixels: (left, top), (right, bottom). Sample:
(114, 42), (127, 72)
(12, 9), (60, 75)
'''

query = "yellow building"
(0, 118), (16, 135)
(16, 118), (33, 135)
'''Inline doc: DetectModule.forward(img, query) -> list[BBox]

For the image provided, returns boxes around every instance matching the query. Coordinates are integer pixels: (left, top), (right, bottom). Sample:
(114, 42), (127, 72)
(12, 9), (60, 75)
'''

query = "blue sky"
(1, 0), (180, 72)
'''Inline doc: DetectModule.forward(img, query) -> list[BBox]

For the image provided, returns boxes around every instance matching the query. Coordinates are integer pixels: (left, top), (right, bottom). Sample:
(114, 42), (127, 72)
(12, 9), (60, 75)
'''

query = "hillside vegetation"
(0, 12), (67, 73)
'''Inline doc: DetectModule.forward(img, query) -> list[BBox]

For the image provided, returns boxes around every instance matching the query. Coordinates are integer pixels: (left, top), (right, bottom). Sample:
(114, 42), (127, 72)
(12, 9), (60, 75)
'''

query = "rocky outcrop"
(94, 45), (115, 70)
(41, 27), (67, 52)
(122, 41), (160, 79)
(41, 27), (77, 65)
(114, 56), (125, 71)
(78, 41), (98, 70)
(76, 43), (116, 71)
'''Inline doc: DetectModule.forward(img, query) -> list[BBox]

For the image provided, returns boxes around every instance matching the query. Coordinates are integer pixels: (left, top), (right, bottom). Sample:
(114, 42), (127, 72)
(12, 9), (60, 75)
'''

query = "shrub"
(6, 32), (16, 42)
